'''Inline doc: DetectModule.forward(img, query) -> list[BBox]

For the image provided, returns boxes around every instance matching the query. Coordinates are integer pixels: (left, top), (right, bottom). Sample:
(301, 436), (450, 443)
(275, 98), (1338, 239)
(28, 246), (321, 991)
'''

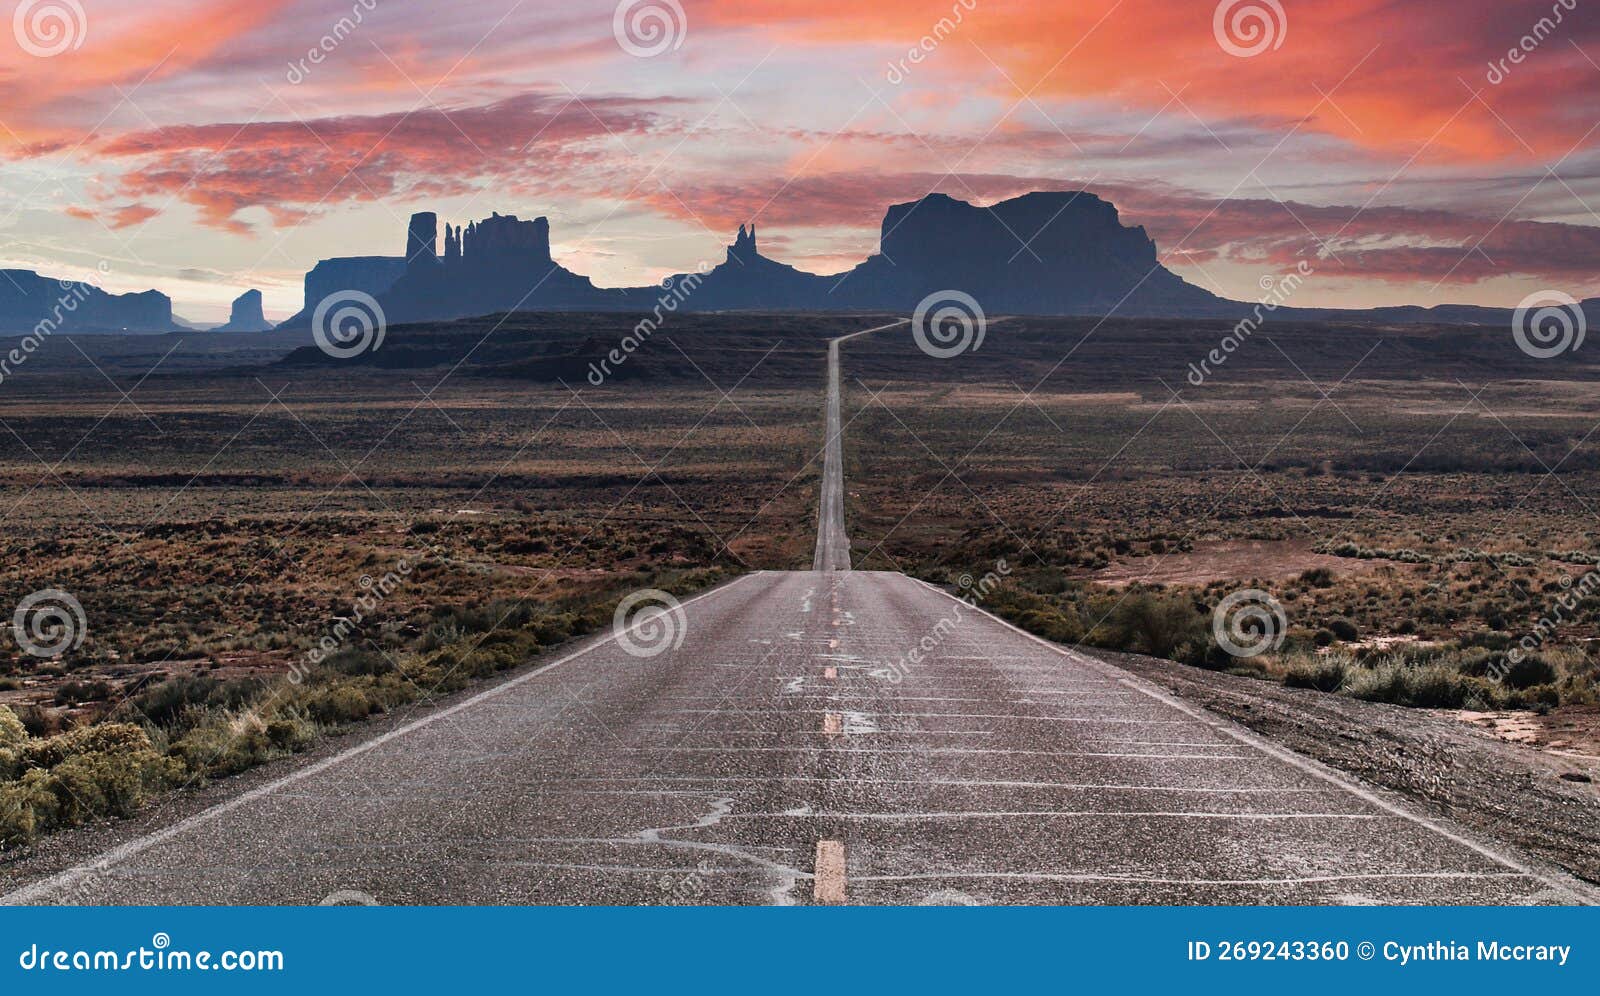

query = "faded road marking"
(814, 840), (847, 903)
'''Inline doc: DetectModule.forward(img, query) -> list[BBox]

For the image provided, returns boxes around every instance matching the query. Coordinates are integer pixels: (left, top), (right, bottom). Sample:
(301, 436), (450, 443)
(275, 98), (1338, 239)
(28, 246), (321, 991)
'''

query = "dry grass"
(842, 348), (1600, 713)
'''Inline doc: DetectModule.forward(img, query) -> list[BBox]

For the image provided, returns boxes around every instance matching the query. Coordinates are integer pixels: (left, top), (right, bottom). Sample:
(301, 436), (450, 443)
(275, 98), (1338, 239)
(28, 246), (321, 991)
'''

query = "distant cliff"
(212, 288), (272, 332)
(834, 192), (1224, 315)
(666, 193), (1227, 316)
(277, 256), (408, 328)
(279, 193), (1586, 331)
(279, 193), (1231, 329)
(0, 269), (172, 333)
(277, 212), (632, 328)
(379, 211), (630, 321)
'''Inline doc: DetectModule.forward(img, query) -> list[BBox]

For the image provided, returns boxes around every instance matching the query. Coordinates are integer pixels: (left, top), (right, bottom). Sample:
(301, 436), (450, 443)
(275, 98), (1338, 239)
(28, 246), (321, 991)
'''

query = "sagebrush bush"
(1504, 654), (1558, 690)
(1343, 662), (1476, 709)
(0, 723), (180, 847)
(307, 685), (377, 725)
(1114, 593), (1204, 660)
(48, 747), (177, 824)
(1328, 617), (1359, 642)
(0, 706), (25, 748)
(128, 675), (264, 733)
(0, 771), (57, 848)
(21, 722), (157, 770)
(1283, 656), (1351, 693)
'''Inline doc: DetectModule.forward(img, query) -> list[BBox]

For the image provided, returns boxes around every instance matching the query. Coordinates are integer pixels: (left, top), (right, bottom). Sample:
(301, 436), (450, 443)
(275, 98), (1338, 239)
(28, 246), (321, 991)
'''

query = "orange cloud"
(698, 0), (1600, 161)
(86, 93), (676, 232)
(0, 0), (294, 150)
(63, 202), (160, 228)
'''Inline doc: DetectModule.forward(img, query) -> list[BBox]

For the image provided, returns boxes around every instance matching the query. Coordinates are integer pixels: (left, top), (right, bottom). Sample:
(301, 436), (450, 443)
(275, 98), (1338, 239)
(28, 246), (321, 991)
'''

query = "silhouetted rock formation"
(371, 211), (626, 323)
(654, 193), (1227, 316)
(406, 212), (438, 267)
(0, 269), (172, 333)
(278, 256), (407, 328)
(213, 288), (271, 332)
(679, 223), (835, 310)
(729, 224), (757, 265)
(825, 192), (1224, 315)
(281, 194), (1238, 328)
(284, 190), (1584, 332)
(463, 212), (550, 258)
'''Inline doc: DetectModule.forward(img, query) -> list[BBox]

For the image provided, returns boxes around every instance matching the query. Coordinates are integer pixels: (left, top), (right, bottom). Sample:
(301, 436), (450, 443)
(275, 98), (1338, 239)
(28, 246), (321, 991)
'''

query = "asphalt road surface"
(812, 320), (906, 572)
(4, 322), (1592, 906)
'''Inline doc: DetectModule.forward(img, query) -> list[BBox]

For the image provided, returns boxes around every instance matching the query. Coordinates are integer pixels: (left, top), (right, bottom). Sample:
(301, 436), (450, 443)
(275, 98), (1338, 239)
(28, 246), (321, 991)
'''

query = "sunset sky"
(2, 0), (1598, 321)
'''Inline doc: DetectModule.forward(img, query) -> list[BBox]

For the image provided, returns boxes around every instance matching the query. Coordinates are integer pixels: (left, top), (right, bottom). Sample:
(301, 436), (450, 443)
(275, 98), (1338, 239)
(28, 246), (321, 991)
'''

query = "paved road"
(813, 320), (906, 572)
(4, 322), (1592, 906)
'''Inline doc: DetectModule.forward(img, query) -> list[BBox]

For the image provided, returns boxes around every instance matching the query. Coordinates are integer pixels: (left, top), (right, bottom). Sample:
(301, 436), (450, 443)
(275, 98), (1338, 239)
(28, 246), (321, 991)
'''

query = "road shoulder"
(1083, 646), (1600, 887)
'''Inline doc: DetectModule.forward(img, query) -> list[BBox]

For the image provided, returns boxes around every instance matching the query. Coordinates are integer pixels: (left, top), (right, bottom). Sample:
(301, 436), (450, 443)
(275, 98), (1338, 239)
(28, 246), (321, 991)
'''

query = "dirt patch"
(1457, 707), (1600, 766)
(1338, 635), (1436, 653)
(1093, 538), (1391, 587)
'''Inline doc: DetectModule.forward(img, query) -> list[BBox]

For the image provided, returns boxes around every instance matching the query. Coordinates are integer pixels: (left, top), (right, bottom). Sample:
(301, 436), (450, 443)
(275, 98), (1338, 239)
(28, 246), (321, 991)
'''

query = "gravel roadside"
(1084, 647), (1600, 885)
